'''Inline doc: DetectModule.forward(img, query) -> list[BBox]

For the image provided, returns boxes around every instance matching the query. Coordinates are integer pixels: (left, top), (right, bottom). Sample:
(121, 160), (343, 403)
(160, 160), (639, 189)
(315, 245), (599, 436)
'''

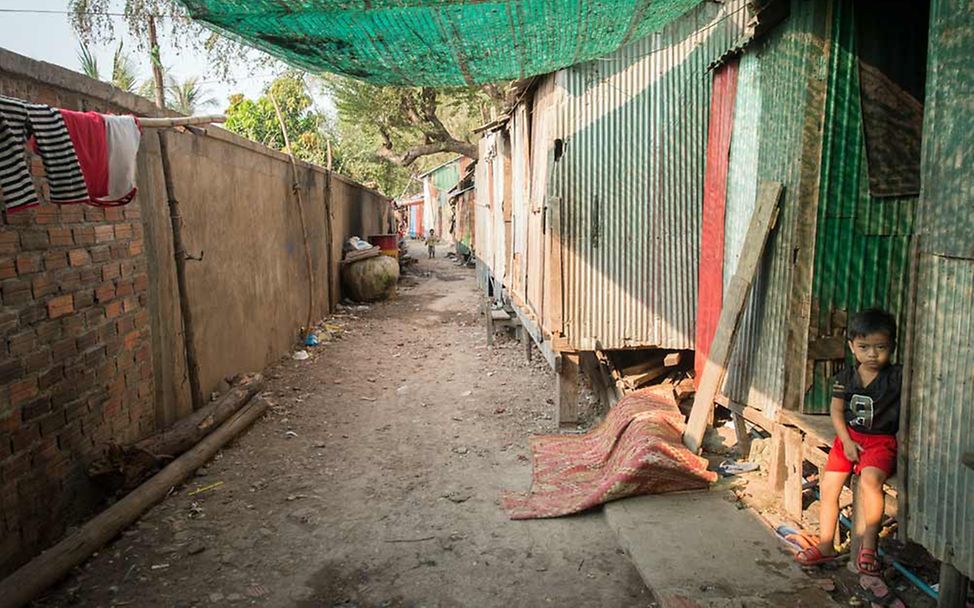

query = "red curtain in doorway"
(695, 58), (740, 385)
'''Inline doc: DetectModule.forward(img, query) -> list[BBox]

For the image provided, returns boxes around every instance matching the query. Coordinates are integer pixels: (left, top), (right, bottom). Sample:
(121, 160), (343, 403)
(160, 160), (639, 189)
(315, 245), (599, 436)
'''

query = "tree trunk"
(147, 16), (166, 109)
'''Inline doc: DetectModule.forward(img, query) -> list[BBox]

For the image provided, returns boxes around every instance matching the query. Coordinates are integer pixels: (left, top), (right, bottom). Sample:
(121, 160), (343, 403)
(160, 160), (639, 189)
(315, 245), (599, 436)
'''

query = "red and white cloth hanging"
(56, 109), (142, 207)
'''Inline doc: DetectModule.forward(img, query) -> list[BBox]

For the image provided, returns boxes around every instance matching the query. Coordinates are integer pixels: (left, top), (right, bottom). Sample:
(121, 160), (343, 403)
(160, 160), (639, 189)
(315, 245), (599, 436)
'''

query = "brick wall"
(0, 56), (159, 576)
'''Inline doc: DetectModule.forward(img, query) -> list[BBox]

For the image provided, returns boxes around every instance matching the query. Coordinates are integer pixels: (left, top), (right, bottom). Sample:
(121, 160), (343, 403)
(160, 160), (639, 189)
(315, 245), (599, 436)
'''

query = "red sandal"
(795, 545), (838, 566)
(857, 548), (882, 575)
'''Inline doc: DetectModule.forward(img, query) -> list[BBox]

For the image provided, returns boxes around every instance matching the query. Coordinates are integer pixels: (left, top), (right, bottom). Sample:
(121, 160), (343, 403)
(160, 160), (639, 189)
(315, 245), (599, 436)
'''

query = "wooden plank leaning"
(0, 397), (270, 608)
(683, 181), (783, 453)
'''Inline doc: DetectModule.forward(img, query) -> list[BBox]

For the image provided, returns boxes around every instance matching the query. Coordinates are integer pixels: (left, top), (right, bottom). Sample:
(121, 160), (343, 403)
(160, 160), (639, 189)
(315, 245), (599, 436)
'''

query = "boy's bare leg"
(817, 470), (850, 555)
(856, 466), (887, 551)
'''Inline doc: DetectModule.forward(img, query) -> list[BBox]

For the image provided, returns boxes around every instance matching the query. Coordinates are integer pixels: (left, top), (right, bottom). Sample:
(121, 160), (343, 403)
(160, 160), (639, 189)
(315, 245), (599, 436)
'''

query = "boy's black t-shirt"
(831, 364), (902, 435)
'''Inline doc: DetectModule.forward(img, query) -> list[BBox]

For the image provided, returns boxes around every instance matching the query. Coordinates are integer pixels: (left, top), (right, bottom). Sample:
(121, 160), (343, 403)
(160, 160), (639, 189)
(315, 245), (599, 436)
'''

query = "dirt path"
(39, 242), (653, 608)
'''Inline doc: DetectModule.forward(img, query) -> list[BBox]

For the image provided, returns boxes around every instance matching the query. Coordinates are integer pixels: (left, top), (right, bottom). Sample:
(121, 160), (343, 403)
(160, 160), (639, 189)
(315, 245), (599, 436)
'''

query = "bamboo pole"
(139, 115), (226, 128)
(269, 92), (316, 335)
(157, 130), (205, 411)
(146, 16), (166, 110)
(0, 397), (270, 608)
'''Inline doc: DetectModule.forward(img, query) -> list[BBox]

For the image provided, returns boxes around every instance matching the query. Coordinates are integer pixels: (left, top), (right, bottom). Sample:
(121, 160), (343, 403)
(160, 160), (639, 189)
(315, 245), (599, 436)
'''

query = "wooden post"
(157, 131), (204, 411)
(146, 16), (166, 109)
(733, 413), (751, 459)
(783, 426), (804, 521)
(769, 424), (788, 491)
(484, 295), (495, 346)
(556, 352), (580, 426)
(938, 561), (971, 608)
(522, 327), (533, 362)
(685, 181), (783, 452)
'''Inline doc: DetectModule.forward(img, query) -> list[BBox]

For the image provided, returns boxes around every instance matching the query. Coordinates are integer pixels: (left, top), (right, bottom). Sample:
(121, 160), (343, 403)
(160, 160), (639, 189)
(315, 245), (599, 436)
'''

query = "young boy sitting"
(795, 308), (901, 576)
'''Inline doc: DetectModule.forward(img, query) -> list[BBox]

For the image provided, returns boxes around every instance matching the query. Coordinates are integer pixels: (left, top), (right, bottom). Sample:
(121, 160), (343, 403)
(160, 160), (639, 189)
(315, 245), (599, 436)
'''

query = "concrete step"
(605, 490), (838, 608)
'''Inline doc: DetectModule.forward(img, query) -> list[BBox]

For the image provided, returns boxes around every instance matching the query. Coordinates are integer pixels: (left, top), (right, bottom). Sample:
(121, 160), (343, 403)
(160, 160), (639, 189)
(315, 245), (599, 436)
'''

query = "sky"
(0, 0), (333, 113)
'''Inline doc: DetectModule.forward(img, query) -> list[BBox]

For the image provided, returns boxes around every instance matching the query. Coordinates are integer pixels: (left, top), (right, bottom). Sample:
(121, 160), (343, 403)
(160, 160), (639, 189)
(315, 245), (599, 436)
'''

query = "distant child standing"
(795, 308), (901, 576)
(425, 229), (437, 258)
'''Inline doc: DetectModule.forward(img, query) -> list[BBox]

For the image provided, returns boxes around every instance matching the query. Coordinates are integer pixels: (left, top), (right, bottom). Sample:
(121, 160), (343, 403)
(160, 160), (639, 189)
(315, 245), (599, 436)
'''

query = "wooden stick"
(0, 397), (269, 608)
(139, 115), (227, 128)
(269, 93), (316, 335)
(683, 181), (782, 453)
(157, 130), (205, 412)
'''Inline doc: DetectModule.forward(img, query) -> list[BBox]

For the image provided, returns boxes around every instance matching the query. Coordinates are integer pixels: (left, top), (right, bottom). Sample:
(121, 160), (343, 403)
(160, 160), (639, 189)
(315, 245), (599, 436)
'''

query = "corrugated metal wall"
(475, 135), (493, 265)
(805, 1), (917, 414)
(552, 0), (751, 351)
(509, 105), (531, 303)
(905, 0), (974, 580)
(695, 58), (739, 382)
(723, 0), (829, 419)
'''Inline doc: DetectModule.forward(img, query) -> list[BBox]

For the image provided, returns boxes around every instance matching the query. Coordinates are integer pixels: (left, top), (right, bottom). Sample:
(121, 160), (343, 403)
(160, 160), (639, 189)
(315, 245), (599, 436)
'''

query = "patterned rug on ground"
(502, 388), (717, 519)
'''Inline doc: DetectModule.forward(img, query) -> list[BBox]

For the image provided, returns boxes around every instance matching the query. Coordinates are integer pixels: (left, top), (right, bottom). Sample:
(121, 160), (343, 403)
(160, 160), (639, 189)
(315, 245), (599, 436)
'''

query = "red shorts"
(825, 428), (897, 477)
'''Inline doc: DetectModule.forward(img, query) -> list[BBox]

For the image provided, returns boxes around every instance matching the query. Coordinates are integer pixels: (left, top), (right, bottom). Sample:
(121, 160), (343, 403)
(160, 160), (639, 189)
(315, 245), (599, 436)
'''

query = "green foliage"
(111, 43), (139, 93)
(166, 75), (217, 115)
(78, 43), (100, 79)
(224, 72), (331, 167)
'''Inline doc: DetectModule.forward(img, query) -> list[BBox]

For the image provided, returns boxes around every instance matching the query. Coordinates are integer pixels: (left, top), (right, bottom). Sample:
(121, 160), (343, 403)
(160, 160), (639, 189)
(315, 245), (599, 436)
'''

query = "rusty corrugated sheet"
(723, 0), (827, 419)
(491, 134), (508, 283)
(695, 58), (740, 383)
(475, 135), (493, 266)
(525, 76), (559, 322)
(905, 0), (974, 580)
(552, 0), (751, 351)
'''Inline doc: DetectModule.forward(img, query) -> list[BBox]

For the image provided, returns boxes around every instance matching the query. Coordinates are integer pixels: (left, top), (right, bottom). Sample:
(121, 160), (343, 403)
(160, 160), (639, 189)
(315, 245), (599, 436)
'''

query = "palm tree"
(111, 43), (138, 93)
(78, 43), (100, 79)
(166, 76), (217, 115)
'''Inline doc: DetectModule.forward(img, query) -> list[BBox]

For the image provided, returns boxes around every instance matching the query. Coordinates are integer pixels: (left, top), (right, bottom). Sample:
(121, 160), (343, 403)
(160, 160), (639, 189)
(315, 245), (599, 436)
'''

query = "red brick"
(80, 268), (101, 286)
(5, 209), (32, 225)
(93, 225), (114, 243)
(31, 275), (56, 299)
(119, 261), (137, 279)
(35, 321), (60, 342)
(8, 331), (35, 356)
(115, 280), (134, 298)
(102, 263), (121, 282)
(20, 231), (49, 251)
(110, 244), (128, 261)
(46, 295), (74, 319)
(37, 365), (61, 390)
(19, 305), (46, 325)
(89, 247), (110, 263)
(1, 279), (32, 306)
(133, 274), (149, 293)
(0, 359), (23, 384)
(73, 289), (95, 309)
(123, 330), (141, 351)
(94, 283), (115, 303)
(73, 226), (95, 246)
(25, 350), (49, 373)
(60, 315), (85, 337)
(83, 345), (106, 368)
(9, 378), (38, 406)
(15, 254), (40, 275)
(114, 224), (134, 240)
(104, 301), (123, 319)
(33, 206), (59, 225)
(59, 205), (85, 223)
(128, 240), (143, 256)
(38, 412), (66, 436)
(57, 271), (81, 292)
(122, 297), (139, 313)
(84, 207), (106, 222)
(116, 316), (135, 335)
(67, 249), (90, 267)
(75, 330), (98, 352)
(104, 208), (125, 222)
(44, 251), (68, 271)
(1, 453), (30, 485)
(116, 352), (135, 372)
(51, 337), (77, 363)
(47, 228), (73, 247)
(0, 259), (15, 281)
(0, 232), (17, 255)
(20, 397), (51, 422)
(124, 207), (141, 220)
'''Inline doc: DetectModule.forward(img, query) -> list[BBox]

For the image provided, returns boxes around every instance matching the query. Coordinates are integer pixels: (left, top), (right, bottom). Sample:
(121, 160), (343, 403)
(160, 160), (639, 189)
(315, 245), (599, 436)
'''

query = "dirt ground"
(37, 242), (654, 608)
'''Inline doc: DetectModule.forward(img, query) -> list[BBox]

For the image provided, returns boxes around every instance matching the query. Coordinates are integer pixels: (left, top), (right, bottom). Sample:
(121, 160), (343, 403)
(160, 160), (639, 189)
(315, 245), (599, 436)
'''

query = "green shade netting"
(178, 0), (702, 85)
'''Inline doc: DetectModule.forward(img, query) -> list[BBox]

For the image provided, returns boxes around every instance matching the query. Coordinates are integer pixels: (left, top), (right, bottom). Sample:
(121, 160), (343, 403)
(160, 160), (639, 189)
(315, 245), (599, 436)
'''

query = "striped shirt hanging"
(0, 95), (89, 213)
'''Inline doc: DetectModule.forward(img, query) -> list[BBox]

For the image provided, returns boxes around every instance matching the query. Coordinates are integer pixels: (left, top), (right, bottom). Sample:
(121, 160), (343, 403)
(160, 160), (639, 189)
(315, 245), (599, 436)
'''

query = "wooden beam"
(139, 114), (226, 128)
(684, 181), (783, 452)
(556, 352), (580, 426)
(0, 397), (269, 608)
(768, 424), (788, 492)
(938, 561), (971, 608)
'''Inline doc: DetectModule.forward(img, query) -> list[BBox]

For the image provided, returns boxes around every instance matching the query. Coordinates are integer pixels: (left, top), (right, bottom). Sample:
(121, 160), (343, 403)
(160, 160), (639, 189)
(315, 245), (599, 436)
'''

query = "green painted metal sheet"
(178, 0), (704, 85)
(906, 0), (974, 580)
(723, 0), (827, 420)
(805, 1), (917, 414)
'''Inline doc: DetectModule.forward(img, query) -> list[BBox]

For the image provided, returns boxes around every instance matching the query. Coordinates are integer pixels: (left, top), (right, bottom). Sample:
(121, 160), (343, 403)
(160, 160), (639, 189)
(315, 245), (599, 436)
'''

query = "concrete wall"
(0, 47), (390, 575)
